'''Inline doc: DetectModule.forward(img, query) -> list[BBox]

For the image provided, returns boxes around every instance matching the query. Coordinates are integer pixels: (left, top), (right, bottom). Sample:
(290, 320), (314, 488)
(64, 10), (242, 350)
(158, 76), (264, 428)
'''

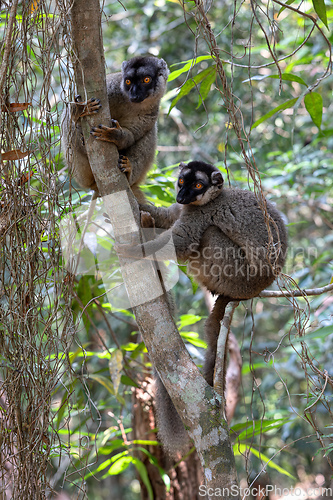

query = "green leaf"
(56, 380), (78, 430)
(178, 314), (202, 329)
(168, 78), (196, 112)
(132, 439), (160, 445)
(132, 457), (154, 500)
(169, 67), (217, 112)
(249, 446), (296, 478)
(168, 55), (213, 82)
(244, 73), (306, 86)
(269, 74), (306, 86)
(88, 374), (126, 405)
(242, 360), (273, 374)
(312, 0), (328, 29)
(121, 375), (139, 388)
(123, 342), (143, 352)
(129, 341), (147, 360)
(134, 448), (171, 491)
(90, 457), (113, 475)
(68, 343), (90, 363)
(304, 92), (323, 129)
(231, 418), (286, 434)
(77, 276), (94, 333)
(234, 444), (296, 479)
(109, 349), (123, 394)
(85, 451), (128, 479)
(235, 418), (289, 441)
(197, 67), (216, 107)
(251, 97), (298, 129)
(277, 0), (297, 17)
(180, 332), (207, 348)
(178, 265), (199, 293)
(99, 439), (125, 455)
(108, 456), (133, 475)
(292, 325), (333, 344)
(88, 374), (114, 393)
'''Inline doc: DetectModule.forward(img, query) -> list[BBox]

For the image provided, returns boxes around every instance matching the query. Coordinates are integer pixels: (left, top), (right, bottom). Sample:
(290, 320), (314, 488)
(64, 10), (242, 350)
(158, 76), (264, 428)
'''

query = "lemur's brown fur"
(62, 56), (169, 202)
(118, 161), (288, 457)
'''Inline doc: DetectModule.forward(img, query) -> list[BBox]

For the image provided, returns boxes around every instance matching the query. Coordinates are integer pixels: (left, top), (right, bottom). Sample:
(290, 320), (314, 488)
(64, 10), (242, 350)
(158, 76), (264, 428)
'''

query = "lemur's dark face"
(176, 161), (224, 206)
(122, 57), (162, 103)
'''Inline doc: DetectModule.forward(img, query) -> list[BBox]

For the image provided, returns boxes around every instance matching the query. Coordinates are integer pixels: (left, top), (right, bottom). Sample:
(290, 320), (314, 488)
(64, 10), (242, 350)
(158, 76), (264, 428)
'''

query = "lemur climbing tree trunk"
(70, 0), (240, 497)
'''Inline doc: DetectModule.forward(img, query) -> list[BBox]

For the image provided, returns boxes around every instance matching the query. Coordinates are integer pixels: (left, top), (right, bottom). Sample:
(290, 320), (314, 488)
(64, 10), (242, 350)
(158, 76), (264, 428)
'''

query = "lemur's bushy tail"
(154, 295), (231, 458)
(154, 370), (190, 459)
(203, 295), (232, 386)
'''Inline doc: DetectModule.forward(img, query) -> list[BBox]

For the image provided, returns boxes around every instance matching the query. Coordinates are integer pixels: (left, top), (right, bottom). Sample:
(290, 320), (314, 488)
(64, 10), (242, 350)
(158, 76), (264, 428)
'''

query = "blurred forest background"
(0, 0), (332, 499)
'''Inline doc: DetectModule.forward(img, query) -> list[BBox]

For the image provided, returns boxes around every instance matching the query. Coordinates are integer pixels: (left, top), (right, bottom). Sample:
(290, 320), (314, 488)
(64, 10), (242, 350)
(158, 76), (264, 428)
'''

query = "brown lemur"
(61, 56), (169, 202)
(117, 160), (288, 456)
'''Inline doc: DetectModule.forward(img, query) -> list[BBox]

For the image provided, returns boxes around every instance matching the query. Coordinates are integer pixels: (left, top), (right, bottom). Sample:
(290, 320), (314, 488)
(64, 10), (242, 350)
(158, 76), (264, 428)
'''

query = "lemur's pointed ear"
(179, 162), (188, 170)
(158, 58), (169, 74)
(121, 60), (128, 72)
(211, 171), (224, 187)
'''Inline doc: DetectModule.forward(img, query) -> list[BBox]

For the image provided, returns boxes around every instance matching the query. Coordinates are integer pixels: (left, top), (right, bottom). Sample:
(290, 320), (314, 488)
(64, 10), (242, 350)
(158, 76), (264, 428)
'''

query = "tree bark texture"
(132, 377), (205, 500)
(70, 1), (240, 497)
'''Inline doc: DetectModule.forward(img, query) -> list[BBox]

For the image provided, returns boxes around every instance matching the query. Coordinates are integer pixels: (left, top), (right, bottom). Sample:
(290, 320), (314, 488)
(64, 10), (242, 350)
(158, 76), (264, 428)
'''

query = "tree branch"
(259, 282), (333, 298)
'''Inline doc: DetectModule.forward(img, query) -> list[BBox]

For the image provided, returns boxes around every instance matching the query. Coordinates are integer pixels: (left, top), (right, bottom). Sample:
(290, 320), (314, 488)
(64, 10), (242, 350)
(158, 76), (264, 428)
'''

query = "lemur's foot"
(118, 155), (132, 178)
(74, 96), (101, 119)
(90, 120), (122, 145)
(110, 119), (121, 129)
(140, 211), (155, 229)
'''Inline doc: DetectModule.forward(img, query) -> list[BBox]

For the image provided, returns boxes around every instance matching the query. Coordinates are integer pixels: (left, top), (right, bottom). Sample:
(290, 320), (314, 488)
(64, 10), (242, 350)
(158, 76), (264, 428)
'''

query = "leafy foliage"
(1, 0), (332, 498)
(55, 0), (333, 494)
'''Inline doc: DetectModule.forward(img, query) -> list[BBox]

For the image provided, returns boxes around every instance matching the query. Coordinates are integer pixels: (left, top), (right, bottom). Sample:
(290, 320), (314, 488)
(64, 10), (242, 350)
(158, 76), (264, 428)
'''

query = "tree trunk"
(70, 1), (240, 497)
(132, 376), (206, 500)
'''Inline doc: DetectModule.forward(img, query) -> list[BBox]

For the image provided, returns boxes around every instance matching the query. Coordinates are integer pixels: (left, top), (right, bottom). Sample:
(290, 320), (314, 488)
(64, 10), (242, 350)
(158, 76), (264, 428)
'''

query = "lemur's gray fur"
(118, 160), (288, 457)
(61, 56), (169, 201)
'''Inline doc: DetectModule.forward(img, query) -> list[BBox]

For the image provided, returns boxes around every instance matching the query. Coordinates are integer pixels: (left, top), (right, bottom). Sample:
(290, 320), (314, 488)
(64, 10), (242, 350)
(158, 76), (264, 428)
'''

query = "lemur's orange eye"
(125, 79), (131, 85)
(179, 178), (184, 185)
(143, 76), (151, 84)
(195, 182), (203, 189)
